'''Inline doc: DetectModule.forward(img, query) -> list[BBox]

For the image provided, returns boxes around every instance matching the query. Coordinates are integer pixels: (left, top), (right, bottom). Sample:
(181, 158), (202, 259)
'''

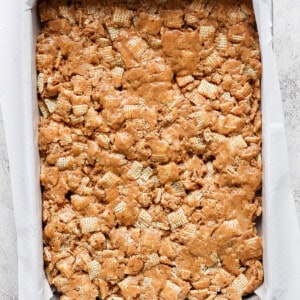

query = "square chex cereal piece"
(80, 217), (100, 234)
(167, 208), (188, 230)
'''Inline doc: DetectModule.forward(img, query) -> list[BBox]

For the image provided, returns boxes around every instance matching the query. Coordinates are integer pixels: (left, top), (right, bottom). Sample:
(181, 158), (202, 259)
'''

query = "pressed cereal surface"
(37, 0), (263, 299)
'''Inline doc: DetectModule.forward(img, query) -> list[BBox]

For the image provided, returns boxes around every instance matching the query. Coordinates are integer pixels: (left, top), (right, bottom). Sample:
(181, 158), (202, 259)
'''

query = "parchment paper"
(0, 0), (300, 299)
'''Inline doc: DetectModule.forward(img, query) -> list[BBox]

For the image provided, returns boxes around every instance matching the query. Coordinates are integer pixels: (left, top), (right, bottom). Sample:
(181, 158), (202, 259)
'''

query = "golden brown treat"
(38, 0), (263, 299)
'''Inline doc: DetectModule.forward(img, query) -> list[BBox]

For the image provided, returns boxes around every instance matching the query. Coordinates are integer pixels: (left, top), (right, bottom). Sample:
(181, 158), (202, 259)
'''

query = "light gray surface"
(0, 2), (300, 299)
(273, 0), (300, 221)
(0, 107), (18, 300)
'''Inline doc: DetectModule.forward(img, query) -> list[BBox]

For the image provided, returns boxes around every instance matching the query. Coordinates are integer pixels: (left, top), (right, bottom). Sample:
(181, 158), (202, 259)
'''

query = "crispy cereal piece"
(161, 10), (183, 29)
(189, 137), (206, 154)
(114, 201), (139, 226)
(140, 167), (153, 182)
(225, 274), (248, 298)
(216, 33), (228, 51)
(198, 79), (218, 99)
(44, 99), (57, 113)
(37, 72), (44, 93)
(111, 66), (124, 88)
(112, 7), (133, 27)
(123, 105), (140, 119)
(118, 276), (140, 299)
(199, 25), (216, 41)
(87, 260), (102, 280)
(157, 162), (179, 184)
(233, 82), (252, 100)
(100, 46), (116, 65)
(184, 13), (198, 27)
(167, 208), (188, 230)
(161, 280), (181, 299)
(125, 256), (144, 275)
(176, 75), (194, 87)
(89, 232), (106, 250)
(72, 104), (89, 116)
(71, 195), (91, 210)
(205, 52), (223, 70)
(127, 36), (149, 61)
(98, 171), (121, 188)
(80, 217), (100, 234)
(135, 209), (152, 228)
(136, 12), (162, 35)
(127, 161), (144, 180)
(107, 25), (120, 41)
(55, 156), (74, 170)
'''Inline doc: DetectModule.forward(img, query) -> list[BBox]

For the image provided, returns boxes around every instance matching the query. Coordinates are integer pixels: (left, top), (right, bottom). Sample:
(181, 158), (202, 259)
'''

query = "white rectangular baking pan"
(1, 0), (300, 299)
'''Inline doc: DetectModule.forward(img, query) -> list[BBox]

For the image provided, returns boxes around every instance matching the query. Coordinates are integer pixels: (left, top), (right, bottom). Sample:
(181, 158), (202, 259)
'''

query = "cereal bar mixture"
(37, 0), (263, 299)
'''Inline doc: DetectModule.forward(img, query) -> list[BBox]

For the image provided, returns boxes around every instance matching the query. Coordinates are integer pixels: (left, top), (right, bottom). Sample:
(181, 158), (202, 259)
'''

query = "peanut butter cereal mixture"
(37, 0), (263, 299)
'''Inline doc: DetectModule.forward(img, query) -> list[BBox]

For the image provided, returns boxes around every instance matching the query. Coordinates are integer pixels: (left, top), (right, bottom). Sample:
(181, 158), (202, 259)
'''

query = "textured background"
(273, 0), (300, 217)
(0, 1), (300, 299)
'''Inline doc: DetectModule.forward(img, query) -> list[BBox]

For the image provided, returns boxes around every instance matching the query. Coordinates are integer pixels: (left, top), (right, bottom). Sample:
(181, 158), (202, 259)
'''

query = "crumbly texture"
(37, 0), (263, 299)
